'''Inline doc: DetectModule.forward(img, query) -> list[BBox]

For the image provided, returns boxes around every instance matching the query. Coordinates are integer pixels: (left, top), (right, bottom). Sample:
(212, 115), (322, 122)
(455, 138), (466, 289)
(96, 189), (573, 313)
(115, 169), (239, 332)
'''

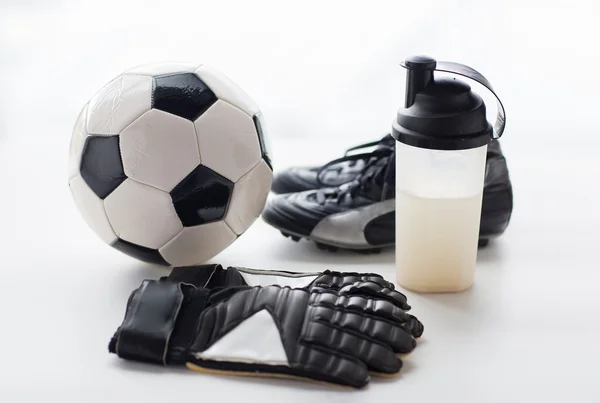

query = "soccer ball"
(68, 63), (273, 266)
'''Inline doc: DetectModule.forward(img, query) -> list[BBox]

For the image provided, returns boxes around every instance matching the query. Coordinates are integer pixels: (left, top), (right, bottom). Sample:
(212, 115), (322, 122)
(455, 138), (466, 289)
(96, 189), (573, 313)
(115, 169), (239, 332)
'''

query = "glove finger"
(356, 274), (395, 290)
(301, 317), (402, 376)
(310, 290), (424, 338)
(293, 343), (370, 388)
(310, 305), (418, 354)
(337, 281), (411, 310)
(315, 271), (393, 290)
(400, 314), (424, 338)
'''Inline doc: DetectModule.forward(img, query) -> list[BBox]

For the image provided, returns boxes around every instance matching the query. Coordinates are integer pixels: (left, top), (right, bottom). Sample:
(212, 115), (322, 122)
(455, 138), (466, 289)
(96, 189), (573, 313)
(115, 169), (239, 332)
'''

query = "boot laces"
(315, 148), (393, 205)
(315, 137), (392, 187)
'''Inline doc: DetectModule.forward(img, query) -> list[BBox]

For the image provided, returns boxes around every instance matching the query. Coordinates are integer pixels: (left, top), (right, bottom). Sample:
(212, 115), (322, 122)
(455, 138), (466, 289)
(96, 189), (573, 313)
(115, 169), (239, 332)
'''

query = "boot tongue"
(380, 150), (396, 200)
(316, 136), (395, 187)
(332, 156), (390, 205)
(312, 149), (393, 205)
(354, 157), (388, 201)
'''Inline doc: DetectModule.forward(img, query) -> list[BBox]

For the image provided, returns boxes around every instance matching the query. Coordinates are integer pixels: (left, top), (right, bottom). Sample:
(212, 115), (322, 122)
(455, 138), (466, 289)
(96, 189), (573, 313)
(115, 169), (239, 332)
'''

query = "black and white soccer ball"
(68, 63), (273, 266)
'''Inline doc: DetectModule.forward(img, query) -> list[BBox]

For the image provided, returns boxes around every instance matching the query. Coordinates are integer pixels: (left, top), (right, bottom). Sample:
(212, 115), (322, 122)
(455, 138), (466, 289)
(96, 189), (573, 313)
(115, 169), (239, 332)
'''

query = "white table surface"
(1, 133), (599, 402)
(2, 0), (600, 401)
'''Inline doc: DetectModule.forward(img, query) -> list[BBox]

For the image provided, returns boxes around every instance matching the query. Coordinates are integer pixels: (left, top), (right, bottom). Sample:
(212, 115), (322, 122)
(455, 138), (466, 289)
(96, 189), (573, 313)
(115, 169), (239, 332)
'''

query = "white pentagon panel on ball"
(104, 179), (183, 249)
(125, 62), (199, 77)
(195, 64), (260, 117)
(159, 221), (237, 266)
(86, 74), (153, 135)
(69, 174), (117, 244)
(225, 160), (273, 235)
(194, 100), (261, 182)
(68, 103), (89, 181)
(120, 109), (201, 192)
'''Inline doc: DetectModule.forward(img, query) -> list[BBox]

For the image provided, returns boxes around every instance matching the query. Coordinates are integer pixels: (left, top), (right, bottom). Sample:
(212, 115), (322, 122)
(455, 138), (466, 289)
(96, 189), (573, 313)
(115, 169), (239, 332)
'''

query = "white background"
(1, 0), (600, 401)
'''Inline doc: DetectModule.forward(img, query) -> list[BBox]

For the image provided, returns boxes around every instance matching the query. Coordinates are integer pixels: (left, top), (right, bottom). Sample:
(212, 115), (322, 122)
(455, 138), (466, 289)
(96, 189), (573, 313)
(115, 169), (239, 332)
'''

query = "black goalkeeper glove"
(109, 266), (423, 388)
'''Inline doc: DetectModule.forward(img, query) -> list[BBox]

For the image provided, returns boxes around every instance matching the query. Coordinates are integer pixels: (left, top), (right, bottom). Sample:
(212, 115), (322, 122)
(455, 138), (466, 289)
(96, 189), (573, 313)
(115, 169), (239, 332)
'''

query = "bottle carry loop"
(400, 60), (506, 140)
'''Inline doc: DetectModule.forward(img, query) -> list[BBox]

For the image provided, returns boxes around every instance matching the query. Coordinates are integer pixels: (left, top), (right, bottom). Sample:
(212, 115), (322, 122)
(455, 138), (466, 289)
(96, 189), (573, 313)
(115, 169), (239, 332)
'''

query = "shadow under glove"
(108, 267), (423, 388)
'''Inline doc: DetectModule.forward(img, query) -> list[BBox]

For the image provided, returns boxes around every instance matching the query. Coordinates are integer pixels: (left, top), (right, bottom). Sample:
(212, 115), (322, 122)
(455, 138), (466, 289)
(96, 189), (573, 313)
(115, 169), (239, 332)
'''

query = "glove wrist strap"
(113, 280), (186, 365)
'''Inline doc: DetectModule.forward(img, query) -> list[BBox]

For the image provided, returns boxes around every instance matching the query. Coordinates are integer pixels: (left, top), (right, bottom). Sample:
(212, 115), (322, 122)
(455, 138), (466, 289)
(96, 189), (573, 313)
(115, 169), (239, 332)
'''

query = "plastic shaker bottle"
(391, 56), (506, 293)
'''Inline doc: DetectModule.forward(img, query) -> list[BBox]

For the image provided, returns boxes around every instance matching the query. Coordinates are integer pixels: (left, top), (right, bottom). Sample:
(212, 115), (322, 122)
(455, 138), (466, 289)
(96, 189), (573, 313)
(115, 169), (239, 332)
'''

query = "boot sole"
(278, 227), (492, 253)
(264, 217), (499, 253)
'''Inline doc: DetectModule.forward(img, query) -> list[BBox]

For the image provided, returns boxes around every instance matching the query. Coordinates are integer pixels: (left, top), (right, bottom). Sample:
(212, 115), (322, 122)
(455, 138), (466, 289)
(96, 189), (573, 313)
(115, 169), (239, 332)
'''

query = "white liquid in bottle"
(394, 142), (487, 293)
(395, 190), (483, 293)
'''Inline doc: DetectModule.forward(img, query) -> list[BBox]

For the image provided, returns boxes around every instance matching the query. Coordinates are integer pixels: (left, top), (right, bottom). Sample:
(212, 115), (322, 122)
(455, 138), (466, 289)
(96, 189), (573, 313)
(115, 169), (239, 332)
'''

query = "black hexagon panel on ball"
(79, 136), (126, 200)
(153, 73), (217, 121)
(170, 165), (234, 227)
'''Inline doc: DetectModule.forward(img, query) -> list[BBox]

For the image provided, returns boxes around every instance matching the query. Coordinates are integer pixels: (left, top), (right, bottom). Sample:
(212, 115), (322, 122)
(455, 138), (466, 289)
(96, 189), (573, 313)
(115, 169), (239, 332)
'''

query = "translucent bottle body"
(395, 141), (487, 293)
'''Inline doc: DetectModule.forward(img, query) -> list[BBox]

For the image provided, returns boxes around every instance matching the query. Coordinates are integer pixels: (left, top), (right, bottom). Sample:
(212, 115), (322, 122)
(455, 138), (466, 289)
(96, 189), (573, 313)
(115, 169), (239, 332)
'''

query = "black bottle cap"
(404, 55), (437, 70)
(392, 56), (494, 151)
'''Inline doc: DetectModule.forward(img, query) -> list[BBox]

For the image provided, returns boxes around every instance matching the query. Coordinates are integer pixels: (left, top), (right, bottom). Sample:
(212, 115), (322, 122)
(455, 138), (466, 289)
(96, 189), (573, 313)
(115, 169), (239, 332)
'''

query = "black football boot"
(270, 134), (395, 194)
(262, 140), (513, 252)
(478, 140), (514, 245)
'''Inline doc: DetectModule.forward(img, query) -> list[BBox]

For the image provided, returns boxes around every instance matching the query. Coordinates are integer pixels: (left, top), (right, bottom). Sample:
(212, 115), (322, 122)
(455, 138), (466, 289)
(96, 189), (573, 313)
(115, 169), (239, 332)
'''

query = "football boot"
(262, 140), (513, 252)
(271, 134), (395, 194)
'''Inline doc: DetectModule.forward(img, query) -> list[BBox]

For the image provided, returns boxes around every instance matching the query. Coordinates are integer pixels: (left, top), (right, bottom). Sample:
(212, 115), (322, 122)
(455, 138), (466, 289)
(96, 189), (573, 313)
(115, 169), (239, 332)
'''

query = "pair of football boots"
(262, 134), (513, 252)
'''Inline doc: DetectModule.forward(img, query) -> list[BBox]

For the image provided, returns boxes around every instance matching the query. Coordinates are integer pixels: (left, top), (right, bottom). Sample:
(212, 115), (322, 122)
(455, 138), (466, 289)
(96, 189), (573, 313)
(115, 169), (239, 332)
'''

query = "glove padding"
(187, 285), (422, 388)
(167, 264), (413, 310)
(109, 266), (423, 388)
